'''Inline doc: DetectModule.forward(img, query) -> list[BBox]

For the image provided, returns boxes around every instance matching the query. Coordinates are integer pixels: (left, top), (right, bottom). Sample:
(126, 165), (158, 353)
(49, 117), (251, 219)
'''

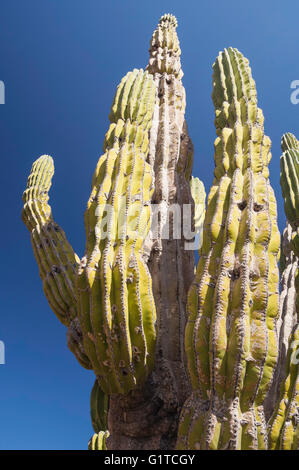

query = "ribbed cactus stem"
(22, 155), (92, 369)
(178, 47), (280, 450)
(22, 156), (78, 325)
(268, 133), (299, 450)
(78, 69), (157, 395)
(90, 379), (109, 433)
(88, 431), (109, 450)
(280, 133), (299, 231)
(190, 176), (206, 252)
(107, 14), (195, 450)
(145, 11), (194, 376)
(266, 223), (298, 418)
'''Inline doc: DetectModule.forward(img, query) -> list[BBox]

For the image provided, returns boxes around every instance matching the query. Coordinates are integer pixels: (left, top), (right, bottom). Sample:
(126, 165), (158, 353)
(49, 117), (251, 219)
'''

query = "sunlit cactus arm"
(90, 378), (109, 433)
(22, 156), (92, 369)
(266, 223), (298, 418)
(178, 47), (280, 450)
(88, 431), (110, 450)
(268, 325), (299, 449)
(67, 318), (92, 369)
(280, 133), (299, 230)
(190, 176), (206, 252)
(22, 155), (79, 326)
(78, 68), (157, 395)
(268, 133), (299, 450)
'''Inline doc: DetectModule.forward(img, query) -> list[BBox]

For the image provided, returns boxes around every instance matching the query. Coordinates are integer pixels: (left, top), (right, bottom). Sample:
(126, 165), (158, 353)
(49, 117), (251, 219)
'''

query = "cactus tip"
(281, 132), (299, 152)
(159, 13), (178, 28)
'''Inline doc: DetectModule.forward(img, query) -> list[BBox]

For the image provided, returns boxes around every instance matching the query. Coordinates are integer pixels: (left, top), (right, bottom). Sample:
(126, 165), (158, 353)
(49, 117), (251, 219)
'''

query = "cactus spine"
(177, 47), (280, 450)
(268, 133), (299, 449)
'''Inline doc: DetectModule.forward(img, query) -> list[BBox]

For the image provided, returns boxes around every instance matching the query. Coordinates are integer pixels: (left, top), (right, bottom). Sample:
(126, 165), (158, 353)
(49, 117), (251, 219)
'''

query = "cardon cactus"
(177, 47), (280, 450)
(22, 14), (299, 451)
(22, 14), (196, 450)
(268, 133), (299, 450)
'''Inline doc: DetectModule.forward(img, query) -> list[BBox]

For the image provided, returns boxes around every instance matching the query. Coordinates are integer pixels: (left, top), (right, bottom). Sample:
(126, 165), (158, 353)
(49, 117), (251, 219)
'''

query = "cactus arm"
(268, 325), (299, 450)
(22, 155), (79, 326)
(90, 379), (109, 433)
(88, 431), (109, 450)
(265, 223), (298, 418)
(67, 318), (92, 369)
(280, 136), (299, 229)
(22, 155), (92, 370)
(178, 48), (280, 450)
(268, 134), (299, 450)
(190, 176), (206, 252)
(78, 69), (157, 395)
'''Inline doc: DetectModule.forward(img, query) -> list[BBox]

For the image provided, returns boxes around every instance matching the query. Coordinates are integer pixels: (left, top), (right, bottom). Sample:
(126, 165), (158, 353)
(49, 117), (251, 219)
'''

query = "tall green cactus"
(177, 47), (280, 450)
(22, 14), (299, 452)
(23, 68), (157, 396)
(268, 133), (299, 450)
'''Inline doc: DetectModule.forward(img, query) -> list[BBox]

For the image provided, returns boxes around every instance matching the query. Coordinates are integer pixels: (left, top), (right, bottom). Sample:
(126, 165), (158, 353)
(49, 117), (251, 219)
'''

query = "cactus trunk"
(107, 14), (195, 450)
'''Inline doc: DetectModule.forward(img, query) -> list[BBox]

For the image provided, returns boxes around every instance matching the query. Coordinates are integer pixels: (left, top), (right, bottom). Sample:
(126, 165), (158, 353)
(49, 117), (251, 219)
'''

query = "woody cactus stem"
(107, 13), (195, 449)
(177, 47), (280, 450)
(268, 134), (299, 449)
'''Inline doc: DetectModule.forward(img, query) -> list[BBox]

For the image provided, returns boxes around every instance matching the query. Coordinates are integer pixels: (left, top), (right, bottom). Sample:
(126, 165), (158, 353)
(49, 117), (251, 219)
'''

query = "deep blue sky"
(1, 0), (299, 450)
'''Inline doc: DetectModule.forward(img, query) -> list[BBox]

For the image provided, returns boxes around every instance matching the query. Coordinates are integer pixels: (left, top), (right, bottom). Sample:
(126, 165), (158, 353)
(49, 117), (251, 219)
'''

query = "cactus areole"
(22, 14), (299, 450)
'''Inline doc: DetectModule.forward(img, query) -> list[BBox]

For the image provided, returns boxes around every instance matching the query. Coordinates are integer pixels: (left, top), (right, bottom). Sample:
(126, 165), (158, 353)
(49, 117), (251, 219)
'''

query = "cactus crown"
(280, 132), (299, 229)
(281, 132), (299, 153)
(146, 12), (182, 78)
(158, 13), (178, 28)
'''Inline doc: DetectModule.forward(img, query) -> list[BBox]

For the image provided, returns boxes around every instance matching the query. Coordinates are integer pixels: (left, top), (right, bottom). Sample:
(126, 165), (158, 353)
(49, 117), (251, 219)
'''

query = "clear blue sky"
(1, 0), (299, 450)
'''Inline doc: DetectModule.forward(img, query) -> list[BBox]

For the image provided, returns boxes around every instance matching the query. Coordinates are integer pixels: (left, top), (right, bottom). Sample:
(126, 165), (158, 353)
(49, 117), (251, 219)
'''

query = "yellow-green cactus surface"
(178, 47), (280, 450)
(88, 431), (109, 450)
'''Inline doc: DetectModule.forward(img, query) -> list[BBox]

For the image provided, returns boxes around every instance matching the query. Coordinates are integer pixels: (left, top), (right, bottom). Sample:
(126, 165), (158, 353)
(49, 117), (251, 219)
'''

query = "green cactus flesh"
(280, 133), (299, 234)
(178, 47), (280, 450)
(90, 379), (109, 433)
(190, 176), (206, 251)
(77, 68), (157, 394)
(22, 156), (79, 326)
(88, 431), (110, 450)
(266, 223), (298, 419)
(268, 325), (299, 449)
(267, 135), (299, 450)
